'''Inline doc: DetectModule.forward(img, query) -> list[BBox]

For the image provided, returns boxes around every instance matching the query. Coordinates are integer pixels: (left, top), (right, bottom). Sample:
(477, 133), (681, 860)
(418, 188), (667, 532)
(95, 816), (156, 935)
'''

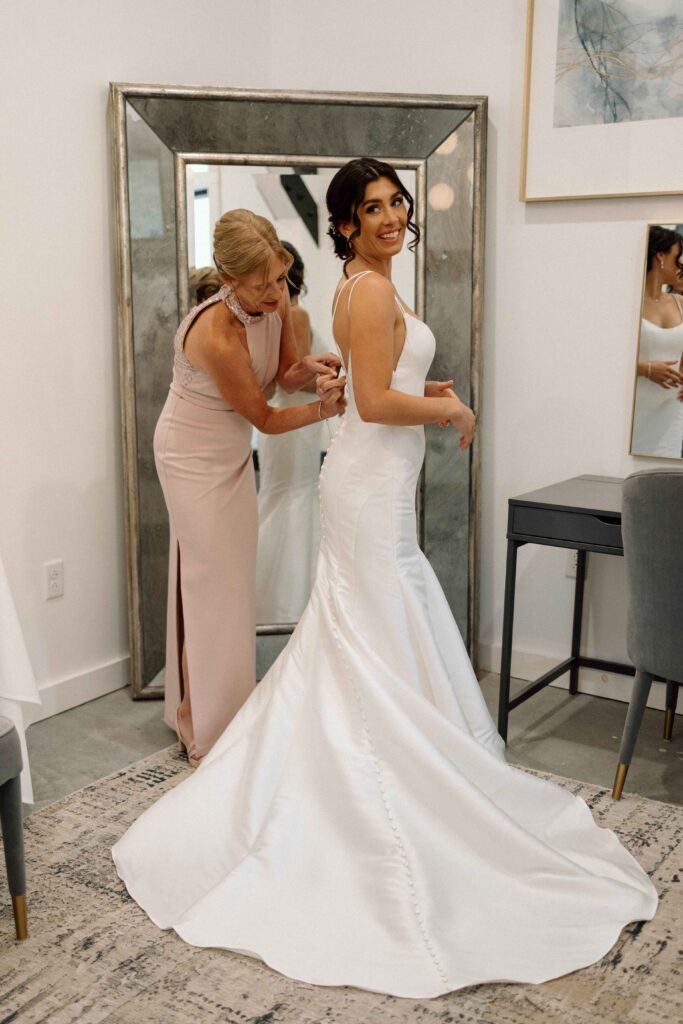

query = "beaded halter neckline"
(221, 285), (265, 326)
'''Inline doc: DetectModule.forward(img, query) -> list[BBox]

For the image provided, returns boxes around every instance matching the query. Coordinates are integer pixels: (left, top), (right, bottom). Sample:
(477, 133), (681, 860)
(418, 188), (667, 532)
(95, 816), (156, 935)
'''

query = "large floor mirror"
(110, 85), (487, 698)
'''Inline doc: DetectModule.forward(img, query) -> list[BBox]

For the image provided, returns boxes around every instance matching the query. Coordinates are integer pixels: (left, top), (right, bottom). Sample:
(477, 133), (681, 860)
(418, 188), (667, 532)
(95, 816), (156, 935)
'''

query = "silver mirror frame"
(110, 84), (487, 698)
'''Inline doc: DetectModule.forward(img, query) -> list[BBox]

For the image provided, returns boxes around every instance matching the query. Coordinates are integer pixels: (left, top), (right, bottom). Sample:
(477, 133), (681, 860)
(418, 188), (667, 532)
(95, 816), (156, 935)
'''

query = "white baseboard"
(28, 655), (130, 724)
(479, 643), (681, 715)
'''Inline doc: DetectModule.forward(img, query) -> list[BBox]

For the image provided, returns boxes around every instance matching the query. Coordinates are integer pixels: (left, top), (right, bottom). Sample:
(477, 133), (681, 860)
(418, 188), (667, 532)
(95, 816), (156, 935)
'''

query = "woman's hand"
(639, 360), (683, 388)
(425, 379), (454, 399)
(302, 352), (342, 379)
(279, 349), (342, 394)
(426, 379), (456, 426)
(317, 371), (347, 419)
(443, 395), (476, 450)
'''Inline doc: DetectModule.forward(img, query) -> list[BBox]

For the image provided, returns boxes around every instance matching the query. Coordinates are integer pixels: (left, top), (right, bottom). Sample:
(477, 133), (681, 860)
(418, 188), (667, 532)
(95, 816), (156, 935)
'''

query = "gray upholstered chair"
(612, 469), (683, 800)
(0, 716), (27, 938)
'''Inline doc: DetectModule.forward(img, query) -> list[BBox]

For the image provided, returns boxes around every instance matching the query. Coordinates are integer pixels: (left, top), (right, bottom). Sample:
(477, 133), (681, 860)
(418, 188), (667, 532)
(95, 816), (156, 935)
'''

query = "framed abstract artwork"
(520, 0), (683, 201)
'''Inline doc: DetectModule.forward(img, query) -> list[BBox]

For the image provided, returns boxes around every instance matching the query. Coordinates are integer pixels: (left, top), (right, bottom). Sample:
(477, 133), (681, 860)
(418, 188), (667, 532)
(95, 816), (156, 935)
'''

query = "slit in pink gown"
(153, 287), (280, 762)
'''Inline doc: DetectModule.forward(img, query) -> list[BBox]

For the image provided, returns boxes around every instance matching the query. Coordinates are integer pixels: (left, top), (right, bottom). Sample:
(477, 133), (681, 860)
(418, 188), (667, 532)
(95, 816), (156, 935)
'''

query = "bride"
(113, 158), (657, 999)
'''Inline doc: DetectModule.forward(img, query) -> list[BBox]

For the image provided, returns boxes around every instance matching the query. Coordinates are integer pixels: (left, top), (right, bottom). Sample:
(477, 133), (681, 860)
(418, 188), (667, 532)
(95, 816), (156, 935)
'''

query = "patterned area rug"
(1, 747), (680, 1024)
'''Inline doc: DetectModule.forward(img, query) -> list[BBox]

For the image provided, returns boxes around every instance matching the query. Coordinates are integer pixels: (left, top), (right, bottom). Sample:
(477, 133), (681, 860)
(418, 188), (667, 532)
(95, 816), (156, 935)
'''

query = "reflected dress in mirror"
(255, 326), (328, 624)
(632, 296), (683, 458)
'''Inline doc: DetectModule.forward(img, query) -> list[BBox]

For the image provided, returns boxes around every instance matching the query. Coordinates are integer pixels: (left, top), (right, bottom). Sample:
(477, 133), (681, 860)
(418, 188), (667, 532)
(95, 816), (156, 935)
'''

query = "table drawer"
(511, 506), (623, 549)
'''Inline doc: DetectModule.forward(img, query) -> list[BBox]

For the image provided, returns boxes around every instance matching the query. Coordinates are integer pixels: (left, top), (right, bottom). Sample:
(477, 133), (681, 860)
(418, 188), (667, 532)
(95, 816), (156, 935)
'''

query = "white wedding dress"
(113, 273), (657, 998)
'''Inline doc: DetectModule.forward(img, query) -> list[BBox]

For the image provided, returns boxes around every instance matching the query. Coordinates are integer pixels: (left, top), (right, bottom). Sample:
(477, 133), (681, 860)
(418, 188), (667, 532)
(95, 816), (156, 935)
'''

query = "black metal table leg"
(498, 539), (520, 742)
(569, 549), (587, 694)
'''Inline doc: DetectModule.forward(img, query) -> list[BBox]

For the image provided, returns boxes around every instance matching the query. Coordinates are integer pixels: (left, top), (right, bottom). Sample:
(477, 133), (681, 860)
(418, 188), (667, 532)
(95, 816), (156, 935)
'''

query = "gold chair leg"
(612, 763), (629, 801)
(12, 894), (28, 940)
(663, 707), (675, 741)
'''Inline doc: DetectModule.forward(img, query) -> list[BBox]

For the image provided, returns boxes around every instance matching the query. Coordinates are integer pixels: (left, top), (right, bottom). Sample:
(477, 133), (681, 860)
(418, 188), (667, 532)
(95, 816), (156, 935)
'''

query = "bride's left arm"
(275, 289), (341, 393)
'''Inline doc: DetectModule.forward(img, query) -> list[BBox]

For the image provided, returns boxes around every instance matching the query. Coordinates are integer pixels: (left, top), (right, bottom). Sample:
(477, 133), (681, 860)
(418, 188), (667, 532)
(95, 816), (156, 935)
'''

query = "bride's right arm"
(349, 275), (473, 440)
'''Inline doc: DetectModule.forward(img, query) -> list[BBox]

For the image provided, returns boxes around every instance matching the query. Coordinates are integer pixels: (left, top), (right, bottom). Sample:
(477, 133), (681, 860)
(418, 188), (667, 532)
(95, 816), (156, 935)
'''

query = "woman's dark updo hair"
(326, 158), (420, 276)
(647, 225), (683, 271)
(280, 240), (306, 298)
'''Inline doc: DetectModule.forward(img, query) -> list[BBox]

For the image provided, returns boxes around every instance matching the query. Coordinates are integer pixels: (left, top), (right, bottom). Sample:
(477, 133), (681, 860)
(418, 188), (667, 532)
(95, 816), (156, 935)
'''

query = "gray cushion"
(622, 469), (683, 683)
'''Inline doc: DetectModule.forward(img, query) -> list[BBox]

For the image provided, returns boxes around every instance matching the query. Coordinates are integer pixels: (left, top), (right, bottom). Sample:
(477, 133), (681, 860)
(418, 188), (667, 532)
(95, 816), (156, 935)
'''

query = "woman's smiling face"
(346, 176), (408, 261)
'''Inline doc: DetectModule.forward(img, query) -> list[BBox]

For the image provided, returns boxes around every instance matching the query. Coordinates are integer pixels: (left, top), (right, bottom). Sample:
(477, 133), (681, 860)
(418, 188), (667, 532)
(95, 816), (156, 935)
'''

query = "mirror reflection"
(186, 164), (416, 622)
(630, 223), (683, 460)
(114, 86), (484, 699)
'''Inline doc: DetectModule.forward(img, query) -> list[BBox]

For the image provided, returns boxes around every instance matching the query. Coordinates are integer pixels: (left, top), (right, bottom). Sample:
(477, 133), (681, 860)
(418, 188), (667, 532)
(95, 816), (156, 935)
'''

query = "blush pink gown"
(153, 287), (280, 762)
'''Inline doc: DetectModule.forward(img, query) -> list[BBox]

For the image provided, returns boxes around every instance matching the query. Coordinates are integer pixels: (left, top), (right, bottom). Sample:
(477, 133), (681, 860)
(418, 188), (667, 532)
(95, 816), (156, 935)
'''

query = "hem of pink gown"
(173, 708), (203, 768)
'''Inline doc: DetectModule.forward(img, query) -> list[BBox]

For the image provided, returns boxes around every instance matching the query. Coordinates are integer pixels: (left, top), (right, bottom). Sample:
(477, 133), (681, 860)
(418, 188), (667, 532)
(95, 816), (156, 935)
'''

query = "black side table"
(498, 475), (635, 741)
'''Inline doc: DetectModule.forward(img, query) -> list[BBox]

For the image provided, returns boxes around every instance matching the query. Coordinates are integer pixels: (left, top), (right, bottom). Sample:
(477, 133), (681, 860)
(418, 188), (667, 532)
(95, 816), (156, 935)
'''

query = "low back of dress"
(319, 271), (488, 722)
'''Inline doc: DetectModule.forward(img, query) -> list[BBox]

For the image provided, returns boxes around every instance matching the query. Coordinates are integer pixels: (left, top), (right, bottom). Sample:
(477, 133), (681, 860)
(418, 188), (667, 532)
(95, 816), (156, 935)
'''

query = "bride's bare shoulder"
(362, 271), (392, 288)
(349, 272), (394, 308)
(333, 273), (394, 329)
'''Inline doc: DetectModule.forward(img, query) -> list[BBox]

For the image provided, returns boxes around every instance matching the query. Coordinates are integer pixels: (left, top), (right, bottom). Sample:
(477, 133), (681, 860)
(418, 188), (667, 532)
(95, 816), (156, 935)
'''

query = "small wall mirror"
(110, 85), (487, 698)
(630, 222), (683, 461)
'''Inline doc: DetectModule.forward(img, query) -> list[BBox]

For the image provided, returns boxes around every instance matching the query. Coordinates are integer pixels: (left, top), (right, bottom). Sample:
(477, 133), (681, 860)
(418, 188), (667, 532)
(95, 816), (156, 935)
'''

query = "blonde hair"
(189, 265), (222, 304)
(213, 209), (293, 286)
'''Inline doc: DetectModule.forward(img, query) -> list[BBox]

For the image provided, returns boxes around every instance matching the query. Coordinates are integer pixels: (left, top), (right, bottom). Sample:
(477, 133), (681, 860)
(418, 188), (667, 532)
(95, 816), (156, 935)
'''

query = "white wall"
(265, 0), (683, 710)
(2, 0), (680, 719)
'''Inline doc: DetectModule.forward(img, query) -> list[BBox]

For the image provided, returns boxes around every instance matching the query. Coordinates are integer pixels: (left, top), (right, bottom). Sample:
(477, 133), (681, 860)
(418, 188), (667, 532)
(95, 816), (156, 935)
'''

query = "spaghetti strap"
(332, 272), (408, 373)
(346, 271), (373, 313)
(331, 270), (373, 321)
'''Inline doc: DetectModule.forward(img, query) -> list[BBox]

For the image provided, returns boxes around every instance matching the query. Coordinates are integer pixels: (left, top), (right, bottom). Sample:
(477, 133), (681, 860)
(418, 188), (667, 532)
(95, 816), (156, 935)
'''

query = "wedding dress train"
(113, 275), (657, 998)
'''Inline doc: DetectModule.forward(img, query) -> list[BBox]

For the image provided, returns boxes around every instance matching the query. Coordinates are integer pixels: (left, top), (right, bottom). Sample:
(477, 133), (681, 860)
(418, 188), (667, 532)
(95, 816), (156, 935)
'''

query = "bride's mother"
(155, 209), (344, 765)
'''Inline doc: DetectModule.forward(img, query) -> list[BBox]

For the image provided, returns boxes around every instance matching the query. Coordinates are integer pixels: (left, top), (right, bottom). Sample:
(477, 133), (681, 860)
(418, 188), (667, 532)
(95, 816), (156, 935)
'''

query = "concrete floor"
(26, 689), (175, 813)
(479, 674), (682, 805)
(25, 673), (682, 814)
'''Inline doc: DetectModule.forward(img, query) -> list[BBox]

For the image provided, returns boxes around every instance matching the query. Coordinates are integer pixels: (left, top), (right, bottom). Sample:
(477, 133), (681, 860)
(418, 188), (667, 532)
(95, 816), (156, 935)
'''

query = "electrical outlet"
(565, 551), (578, 579)
(45, 559), (64, 599)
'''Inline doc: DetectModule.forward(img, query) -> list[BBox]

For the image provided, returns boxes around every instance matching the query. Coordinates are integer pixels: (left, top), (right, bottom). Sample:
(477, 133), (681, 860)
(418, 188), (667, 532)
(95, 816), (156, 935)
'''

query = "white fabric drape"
(0, 554), (42, 802)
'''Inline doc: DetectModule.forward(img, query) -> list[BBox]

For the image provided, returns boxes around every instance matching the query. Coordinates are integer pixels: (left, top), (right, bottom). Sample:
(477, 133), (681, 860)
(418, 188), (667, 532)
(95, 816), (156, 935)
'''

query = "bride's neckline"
(643, 295), (683, 330)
